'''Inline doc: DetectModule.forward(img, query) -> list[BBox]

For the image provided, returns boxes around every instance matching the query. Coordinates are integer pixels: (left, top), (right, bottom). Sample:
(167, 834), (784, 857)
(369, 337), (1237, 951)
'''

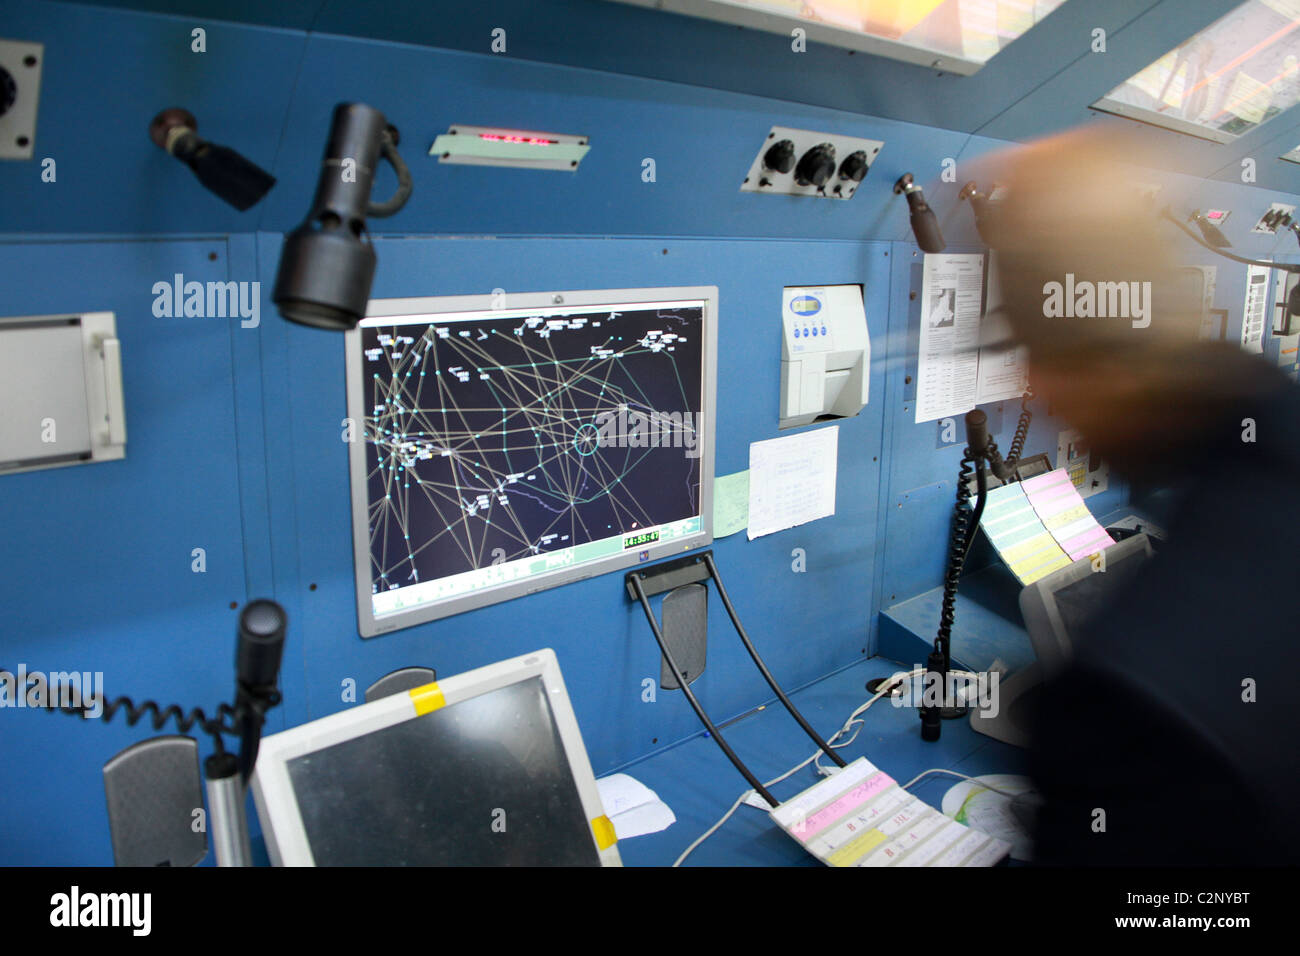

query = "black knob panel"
(0, 67), (16, 119)
(838, 151), (869, 183)
(763, 138), (796, 174)
(794, 143), (836, 188)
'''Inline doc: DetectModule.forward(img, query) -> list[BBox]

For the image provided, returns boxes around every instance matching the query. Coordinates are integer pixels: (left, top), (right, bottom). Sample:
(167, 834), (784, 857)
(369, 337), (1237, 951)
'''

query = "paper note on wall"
(916, 253), (984, 423)
(712, 470), (750, 538)
(747, 426), (838, 540)
(974, 313), (1029, 404)
(974, 251), (1029, 404)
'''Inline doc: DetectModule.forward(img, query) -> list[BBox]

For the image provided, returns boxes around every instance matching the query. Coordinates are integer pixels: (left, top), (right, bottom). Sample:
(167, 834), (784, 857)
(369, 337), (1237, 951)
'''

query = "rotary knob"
(794, 143), (836, 188)
(838, 151), (869, 183)
(0, 67), (16, 118)
(763, 138), (796, 174)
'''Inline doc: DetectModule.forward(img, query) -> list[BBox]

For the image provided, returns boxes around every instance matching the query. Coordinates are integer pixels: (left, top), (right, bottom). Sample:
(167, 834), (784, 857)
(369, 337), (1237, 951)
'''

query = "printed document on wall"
(747, 426), (837, 540)
(916, 254), (984, 423)
(974, 252), (1029, 404)
(1241, 263), (1270, 354)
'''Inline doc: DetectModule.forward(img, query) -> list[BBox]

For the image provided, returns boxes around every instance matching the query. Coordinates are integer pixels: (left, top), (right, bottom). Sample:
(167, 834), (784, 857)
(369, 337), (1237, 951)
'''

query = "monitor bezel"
(345, 286), (719, 637)
(251, 647), (622, 866)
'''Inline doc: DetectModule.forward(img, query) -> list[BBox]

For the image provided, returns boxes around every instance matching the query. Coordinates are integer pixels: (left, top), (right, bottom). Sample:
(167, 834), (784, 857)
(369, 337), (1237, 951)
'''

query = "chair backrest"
(365, 666), (438, 702)
(103, 735), (207, 866)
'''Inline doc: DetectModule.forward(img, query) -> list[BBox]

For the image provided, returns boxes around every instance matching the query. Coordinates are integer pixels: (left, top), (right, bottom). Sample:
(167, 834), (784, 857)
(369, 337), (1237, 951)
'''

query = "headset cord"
(936, 451), (977, 661)
(1007, 386), (1035, 468)
(0, 666), (274, 753)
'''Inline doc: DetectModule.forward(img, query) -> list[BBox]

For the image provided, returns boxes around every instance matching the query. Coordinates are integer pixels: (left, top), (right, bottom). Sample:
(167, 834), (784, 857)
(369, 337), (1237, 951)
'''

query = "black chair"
(102, 735), (207, 866)
(365, 666), (437, 702)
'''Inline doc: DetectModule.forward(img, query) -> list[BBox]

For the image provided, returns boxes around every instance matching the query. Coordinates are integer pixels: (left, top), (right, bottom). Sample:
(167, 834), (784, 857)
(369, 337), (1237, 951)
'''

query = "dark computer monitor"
(970, 533), (1153, 747)
(1018, 532), (1153, 679)
(252, 648), (620, 866)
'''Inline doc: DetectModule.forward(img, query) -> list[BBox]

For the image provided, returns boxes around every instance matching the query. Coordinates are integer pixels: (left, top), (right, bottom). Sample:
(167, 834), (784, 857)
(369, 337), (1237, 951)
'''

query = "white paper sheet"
(973, 252), (1029, 404)
(597, 773), (658, 816)
(916, 254), (984, 423)
(1241, 263), (1270, 354)
(606, 801), (676, 840)
(974, 311), (1029, 404)
(596, 773), (676, 840)
(746, 426), (838, 540)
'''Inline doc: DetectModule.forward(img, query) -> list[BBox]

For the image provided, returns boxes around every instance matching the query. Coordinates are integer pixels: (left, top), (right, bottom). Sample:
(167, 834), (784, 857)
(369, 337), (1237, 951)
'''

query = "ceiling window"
(609, 1), (1071, 74)
(1093, 0), (1300, 143)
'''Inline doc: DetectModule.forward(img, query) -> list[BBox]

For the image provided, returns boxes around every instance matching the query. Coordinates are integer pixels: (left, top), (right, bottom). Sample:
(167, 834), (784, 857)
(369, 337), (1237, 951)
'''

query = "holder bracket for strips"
(625, 551), (846, 807)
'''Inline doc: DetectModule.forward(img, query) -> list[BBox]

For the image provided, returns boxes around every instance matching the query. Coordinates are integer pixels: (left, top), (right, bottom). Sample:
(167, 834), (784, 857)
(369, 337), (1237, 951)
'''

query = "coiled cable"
(0, 667), (264, 752)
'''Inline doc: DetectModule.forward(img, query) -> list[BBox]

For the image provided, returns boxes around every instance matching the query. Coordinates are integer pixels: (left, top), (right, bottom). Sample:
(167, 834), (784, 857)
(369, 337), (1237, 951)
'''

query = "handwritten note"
(746, 427), (838, 540)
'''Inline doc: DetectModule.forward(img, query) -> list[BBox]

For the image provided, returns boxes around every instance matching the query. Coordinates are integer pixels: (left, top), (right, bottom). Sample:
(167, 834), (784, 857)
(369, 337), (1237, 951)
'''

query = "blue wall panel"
(0, 1), (305, 236)
(253, 234), (890, 771)
(0, 238), (253, 864)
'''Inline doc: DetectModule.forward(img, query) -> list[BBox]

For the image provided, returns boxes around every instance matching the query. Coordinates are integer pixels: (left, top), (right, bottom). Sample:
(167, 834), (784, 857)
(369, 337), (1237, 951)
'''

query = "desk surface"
(612, 656), (1029, 866)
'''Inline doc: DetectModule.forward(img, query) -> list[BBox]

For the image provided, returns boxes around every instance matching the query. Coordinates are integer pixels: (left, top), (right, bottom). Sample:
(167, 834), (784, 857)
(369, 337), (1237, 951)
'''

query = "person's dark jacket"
(1030, 349), (1300, 865)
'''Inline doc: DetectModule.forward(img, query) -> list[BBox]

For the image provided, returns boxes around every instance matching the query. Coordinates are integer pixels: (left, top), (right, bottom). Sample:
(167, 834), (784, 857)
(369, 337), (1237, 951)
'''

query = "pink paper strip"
(797, 772), (895, 841)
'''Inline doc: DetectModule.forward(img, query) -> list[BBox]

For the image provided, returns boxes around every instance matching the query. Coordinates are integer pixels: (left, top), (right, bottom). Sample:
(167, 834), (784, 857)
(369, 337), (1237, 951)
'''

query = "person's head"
(972, 129), (1217, 463)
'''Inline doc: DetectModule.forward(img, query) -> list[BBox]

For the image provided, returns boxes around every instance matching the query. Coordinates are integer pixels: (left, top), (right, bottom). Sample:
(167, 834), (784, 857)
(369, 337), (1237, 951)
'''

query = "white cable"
(670, 751), (819, 867)
(676, 665), (998, 866)
(900, 768), (1022, 798)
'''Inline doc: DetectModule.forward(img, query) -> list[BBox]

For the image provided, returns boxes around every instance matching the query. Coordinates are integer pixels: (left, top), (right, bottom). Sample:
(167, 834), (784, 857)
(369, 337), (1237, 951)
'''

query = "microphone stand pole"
(208, 600), (287, 866)
(920, 408), (1011, 742)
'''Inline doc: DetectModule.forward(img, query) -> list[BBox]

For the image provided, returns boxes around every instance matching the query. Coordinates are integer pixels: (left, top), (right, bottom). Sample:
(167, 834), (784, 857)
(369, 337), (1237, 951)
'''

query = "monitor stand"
(968, 662), (1041, 748)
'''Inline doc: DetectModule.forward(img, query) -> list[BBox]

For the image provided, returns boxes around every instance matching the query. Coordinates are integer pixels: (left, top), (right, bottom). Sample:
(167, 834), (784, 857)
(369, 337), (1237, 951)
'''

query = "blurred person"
(975, 128), (1300, 865)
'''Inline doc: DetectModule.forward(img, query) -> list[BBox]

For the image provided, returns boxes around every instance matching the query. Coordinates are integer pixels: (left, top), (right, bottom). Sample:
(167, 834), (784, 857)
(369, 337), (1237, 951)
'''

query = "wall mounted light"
(958, 180), (1000, 246)
(273, 103), (413, 331)
(149, 108), (275, 211)
(894, 172), (944, 253)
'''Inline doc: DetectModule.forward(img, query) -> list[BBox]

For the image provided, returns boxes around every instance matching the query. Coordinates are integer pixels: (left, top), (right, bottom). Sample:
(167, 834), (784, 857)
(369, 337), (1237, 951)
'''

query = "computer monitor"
(345, 287), (718, 636)
(251, 648), (621, 866)
(1019, 532), (1153, 679)
(970, 532), (1153, 747)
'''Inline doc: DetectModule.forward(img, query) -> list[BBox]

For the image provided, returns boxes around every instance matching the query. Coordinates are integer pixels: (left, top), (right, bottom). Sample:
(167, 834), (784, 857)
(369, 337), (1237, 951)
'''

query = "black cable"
(965, 458), (988, 562)
(1, 666), (237, 751)
(1007, 386), (1034, 467)
(936, 451), (976, 662)
(922, 451), (975, 741)
(628, 575), (779, 807)
(700, 553), (847, 769)
(95, 698), (237, 750)
(925, 391), (1033, 741)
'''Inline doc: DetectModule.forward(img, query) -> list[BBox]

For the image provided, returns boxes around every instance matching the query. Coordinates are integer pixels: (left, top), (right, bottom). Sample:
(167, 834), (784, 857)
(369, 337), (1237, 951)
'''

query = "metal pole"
(205, 752), (252, 867)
